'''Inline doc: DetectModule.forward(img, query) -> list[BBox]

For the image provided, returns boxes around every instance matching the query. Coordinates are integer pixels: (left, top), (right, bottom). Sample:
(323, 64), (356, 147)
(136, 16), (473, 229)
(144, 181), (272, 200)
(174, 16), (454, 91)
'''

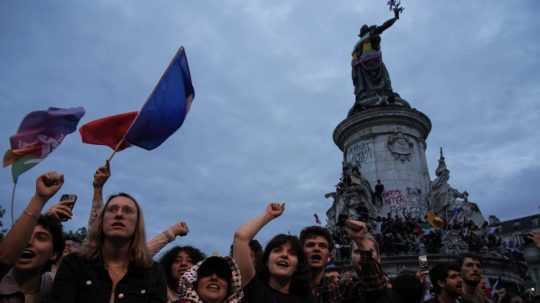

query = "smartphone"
(60, 194), (78, 210)
(418, 255), (429, 272)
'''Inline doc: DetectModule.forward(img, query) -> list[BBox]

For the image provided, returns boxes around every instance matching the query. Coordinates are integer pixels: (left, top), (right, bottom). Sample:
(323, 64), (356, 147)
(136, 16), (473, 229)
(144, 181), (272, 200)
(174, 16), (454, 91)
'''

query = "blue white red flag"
(125, 47), (195, 150)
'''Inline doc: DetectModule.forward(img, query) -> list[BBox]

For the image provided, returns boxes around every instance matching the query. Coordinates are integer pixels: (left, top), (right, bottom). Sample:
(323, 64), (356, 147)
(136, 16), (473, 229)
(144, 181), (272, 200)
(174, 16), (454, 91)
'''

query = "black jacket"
(50, 253), (166, 303)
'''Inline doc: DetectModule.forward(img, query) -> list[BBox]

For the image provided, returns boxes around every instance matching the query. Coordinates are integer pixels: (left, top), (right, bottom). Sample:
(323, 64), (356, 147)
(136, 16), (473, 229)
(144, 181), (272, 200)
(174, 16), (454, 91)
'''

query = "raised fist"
(344, 219), (368, 241)
(36, 172), (64, 201)
(168, 221), (189, 237)
(93, 160), (110, 188)
(265, 202), (285, 219)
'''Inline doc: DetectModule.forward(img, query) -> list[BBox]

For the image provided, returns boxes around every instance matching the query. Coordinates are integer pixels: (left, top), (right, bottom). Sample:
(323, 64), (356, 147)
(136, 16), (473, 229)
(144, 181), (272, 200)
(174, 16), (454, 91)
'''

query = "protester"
(340, 219), (393, 303)
(177, 256), (243, 303)
(233, 203), (313, 302)
(427, 263), (466, 303)
(159, 245), (206, 302)
(47, 198), (79, 277)
(0, 171), (65, 302)
(88, 161), (110, 228)
(459, 253), (488, 303)
(299, 225), (338, 302)
(323, 267), (340, 291)
(148, 221), (190, 256)
(51, 192), (167, 302)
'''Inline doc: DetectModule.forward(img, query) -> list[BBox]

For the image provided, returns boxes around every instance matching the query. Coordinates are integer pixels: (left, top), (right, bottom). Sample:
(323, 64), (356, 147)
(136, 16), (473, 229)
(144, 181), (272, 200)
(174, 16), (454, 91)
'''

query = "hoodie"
(177, 256), (243, 303)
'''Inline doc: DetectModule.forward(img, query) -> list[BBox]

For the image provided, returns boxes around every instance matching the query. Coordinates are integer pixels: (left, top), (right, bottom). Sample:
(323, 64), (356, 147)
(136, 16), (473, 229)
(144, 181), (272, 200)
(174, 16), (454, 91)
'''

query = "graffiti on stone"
(346, 141), (373, 167)
(383, 189), (406, 215)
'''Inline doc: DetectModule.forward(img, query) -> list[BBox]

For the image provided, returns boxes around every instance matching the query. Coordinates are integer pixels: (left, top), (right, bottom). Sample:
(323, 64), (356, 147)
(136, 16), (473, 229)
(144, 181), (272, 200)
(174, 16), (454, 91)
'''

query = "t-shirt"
(244, 276), (315, 303)
(0, 270), (54, 303)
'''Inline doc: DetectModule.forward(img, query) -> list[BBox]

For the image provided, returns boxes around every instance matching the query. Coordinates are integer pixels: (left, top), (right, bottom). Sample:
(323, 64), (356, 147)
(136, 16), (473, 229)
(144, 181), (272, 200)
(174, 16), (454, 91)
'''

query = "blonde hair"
(81, 192), (152, 268)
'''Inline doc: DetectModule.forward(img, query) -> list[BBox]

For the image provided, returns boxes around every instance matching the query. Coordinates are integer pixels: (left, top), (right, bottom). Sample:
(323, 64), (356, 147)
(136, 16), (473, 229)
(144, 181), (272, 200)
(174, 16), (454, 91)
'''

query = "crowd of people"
(372, 214), (528, 266)
(1, 162), (539, 303)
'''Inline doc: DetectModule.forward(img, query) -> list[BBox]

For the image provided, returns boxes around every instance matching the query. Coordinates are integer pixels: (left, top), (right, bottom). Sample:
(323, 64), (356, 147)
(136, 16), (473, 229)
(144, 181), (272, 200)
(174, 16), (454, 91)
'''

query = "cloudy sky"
(1, 1), (539, 255)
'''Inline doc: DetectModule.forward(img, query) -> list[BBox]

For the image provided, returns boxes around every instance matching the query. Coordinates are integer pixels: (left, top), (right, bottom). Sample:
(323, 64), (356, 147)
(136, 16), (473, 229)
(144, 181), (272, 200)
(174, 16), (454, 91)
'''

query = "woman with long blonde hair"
(51, 192), (167, 303)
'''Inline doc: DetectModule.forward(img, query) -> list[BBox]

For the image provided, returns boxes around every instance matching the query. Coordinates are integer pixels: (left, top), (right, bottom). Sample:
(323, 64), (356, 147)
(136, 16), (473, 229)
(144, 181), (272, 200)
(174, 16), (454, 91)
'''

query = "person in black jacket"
(51, 192), (167, 303)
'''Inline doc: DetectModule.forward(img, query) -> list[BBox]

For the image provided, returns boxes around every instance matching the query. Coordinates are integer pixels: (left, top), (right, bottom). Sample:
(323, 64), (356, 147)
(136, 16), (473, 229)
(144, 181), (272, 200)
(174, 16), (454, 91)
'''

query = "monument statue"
(349, 1), (410, 115)
(325, 162), (379, 244)
(428, 148), (485, 226)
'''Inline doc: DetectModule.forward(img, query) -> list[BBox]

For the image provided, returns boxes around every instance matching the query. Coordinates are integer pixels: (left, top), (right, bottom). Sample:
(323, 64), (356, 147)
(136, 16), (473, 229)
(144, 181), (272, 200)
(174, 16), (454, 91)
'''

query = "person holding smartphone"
(0, 171), (66, 302)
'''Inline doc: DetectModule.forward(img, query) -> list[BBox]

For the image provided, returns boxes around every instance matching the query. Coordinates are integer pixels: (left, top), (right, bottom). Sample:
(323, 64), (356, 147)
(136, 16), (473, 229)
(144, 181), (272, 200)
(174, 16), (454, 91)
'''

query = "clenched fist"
(35, 171), (64, 201)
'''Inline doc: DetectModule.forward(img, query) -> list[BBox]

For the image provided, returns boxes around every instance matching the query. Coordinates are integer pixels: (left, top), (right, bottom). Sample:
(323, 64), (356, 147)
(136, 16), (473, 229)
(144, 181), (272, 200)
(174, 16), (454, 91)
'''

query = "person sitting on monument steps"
(426, 263), (468, 303)
(51, 192), (167, 302)
(299, 226), (338, 302)
(233, 202), (314, 303)
(0, 171), (65, 303)
(373, 179), (384, 207)
(459, 253), (488, 303)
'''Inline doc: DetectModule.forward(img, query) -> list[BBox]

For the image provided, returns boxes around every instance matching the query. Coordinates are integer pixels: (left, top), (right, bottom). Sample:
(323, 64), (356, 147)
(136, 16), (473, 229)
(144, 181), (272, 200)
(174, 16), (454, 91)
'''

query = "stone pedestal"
(333, 105), (432, 218)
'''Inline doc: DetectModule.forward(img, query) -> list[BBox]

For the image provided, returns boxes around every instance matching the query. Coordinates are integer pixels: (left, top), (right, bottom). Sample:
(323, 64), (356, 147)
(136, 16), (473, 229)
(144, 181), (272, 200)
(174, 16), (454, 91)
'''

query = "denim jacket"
(50, 253), (166, 303)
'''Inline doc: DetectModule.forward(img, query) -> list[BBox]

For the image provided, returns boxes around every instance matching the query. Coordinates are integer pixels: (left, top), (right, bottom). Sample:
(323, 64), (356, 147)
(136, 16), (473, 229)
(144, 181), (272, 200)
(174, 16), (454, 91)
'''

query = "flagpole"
(10, 180), (17, 226)
(107, 138), (125, 163)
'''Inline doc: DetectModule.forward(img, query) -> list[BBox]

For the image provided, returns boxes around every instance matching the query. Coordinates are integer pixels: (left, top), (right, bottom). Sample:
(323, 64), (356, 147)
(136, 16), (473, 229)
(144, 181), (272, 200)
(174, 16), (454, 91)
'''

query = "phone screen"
(418, 255), (429, 271)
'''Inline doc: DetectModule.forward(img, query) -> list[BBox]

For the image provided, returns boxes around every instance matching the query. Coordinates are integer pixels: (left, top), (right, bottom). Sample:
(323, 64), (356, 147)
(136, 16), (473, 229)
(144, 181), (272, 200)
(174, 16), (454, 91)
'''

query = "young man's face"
(351, 238), (380, 269)
(103, 196), (138, 240)
(461, 257), (482, 285)
(267, 242), (299, 279)
(15, 225), (56, 272)
(441, 270), (463, 297)
(324, 271), (340, 287)
(303, 236), (331, 270)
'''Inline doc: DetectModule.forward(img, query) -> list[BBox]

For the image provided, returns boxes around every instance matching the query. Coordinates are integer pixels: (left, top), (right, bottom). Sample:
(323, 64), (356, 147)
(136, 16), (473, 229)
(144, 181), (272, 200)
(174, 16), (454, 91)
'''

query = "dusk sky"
(1, 1), (539, 255)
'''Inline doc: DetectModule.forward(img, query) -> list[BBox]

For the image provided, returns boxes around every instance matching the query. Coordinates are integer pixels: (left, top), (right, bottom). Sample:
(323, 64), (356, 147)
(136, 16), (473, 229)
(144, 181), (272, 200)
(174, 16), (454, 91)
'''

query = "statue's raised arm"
(373, 8), (400, 36)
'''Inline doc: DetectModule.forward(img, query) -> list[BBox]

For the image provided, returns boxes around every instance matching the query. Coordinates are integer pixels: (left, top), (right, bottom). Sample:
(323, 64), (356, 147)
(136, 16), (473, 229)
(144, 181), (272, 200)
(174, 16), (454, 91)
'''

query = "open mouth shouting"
(276, 259), (290, 269)
(310, 254), (322, 262)
(19, 248), (36, 260)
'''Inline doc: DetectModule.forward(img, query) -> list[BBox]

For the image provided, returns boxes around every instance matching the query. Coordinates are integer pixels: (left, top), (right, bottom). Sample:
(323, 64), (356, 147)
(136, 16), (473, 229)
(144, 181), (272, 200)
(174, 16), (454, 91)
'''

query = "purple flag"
(4, 107), (85, 181)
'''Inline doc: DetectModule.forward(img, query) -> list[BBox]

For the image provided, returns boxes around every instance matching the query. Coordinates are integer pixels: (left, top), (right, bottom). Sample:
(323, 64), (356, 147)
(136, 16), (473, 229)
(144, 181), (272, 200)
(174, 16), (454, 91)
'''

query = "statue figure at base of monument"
(325, 163), (379, 245)
(349, 4), (410, 115)
(428, 148), (486, 226)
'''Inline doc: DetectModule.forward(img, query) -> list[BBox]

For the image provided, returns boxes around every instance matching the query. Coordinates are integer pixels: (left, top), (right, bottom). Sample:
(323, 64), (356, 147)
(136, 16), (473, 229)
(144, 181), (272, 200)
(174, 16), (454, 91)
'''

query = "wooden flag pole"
(10, 180), (17, 226)
(107, 138), (125, 163)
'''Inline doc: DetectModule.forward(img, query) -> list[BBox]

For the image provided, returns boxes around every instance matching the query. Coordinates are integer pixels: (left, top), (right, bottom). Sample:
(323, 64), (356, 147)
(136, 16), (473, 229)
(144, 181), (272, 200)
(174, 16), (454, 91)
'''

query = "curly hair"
(259, 234), (311, 296)
(159, 245), (206, 290)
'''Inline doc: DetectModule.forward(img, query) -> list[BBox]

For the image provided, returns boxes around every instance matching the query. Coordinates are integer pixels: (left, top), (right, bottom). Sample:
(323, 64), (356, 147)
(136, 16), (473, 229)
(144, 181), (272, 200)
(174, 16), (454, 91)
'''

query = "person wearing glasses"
(51, 192), (167, 302)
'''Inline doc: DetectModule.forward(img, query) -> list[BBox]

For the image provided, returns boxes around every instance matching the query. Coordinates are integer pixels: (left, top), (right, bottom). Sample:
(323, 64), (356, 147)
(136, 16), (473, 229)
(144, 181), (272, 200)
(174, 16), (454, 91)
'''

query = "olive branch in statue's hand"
(387, 0), (404, 18)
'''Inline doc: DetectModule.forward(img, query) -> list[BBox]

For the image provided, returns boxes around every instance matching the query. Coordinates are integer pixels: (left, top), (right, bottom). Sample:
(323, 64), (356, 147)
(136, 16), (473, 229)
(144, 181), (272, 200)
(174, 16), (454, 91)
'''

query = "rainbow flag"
(4, 107), (85, 182)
